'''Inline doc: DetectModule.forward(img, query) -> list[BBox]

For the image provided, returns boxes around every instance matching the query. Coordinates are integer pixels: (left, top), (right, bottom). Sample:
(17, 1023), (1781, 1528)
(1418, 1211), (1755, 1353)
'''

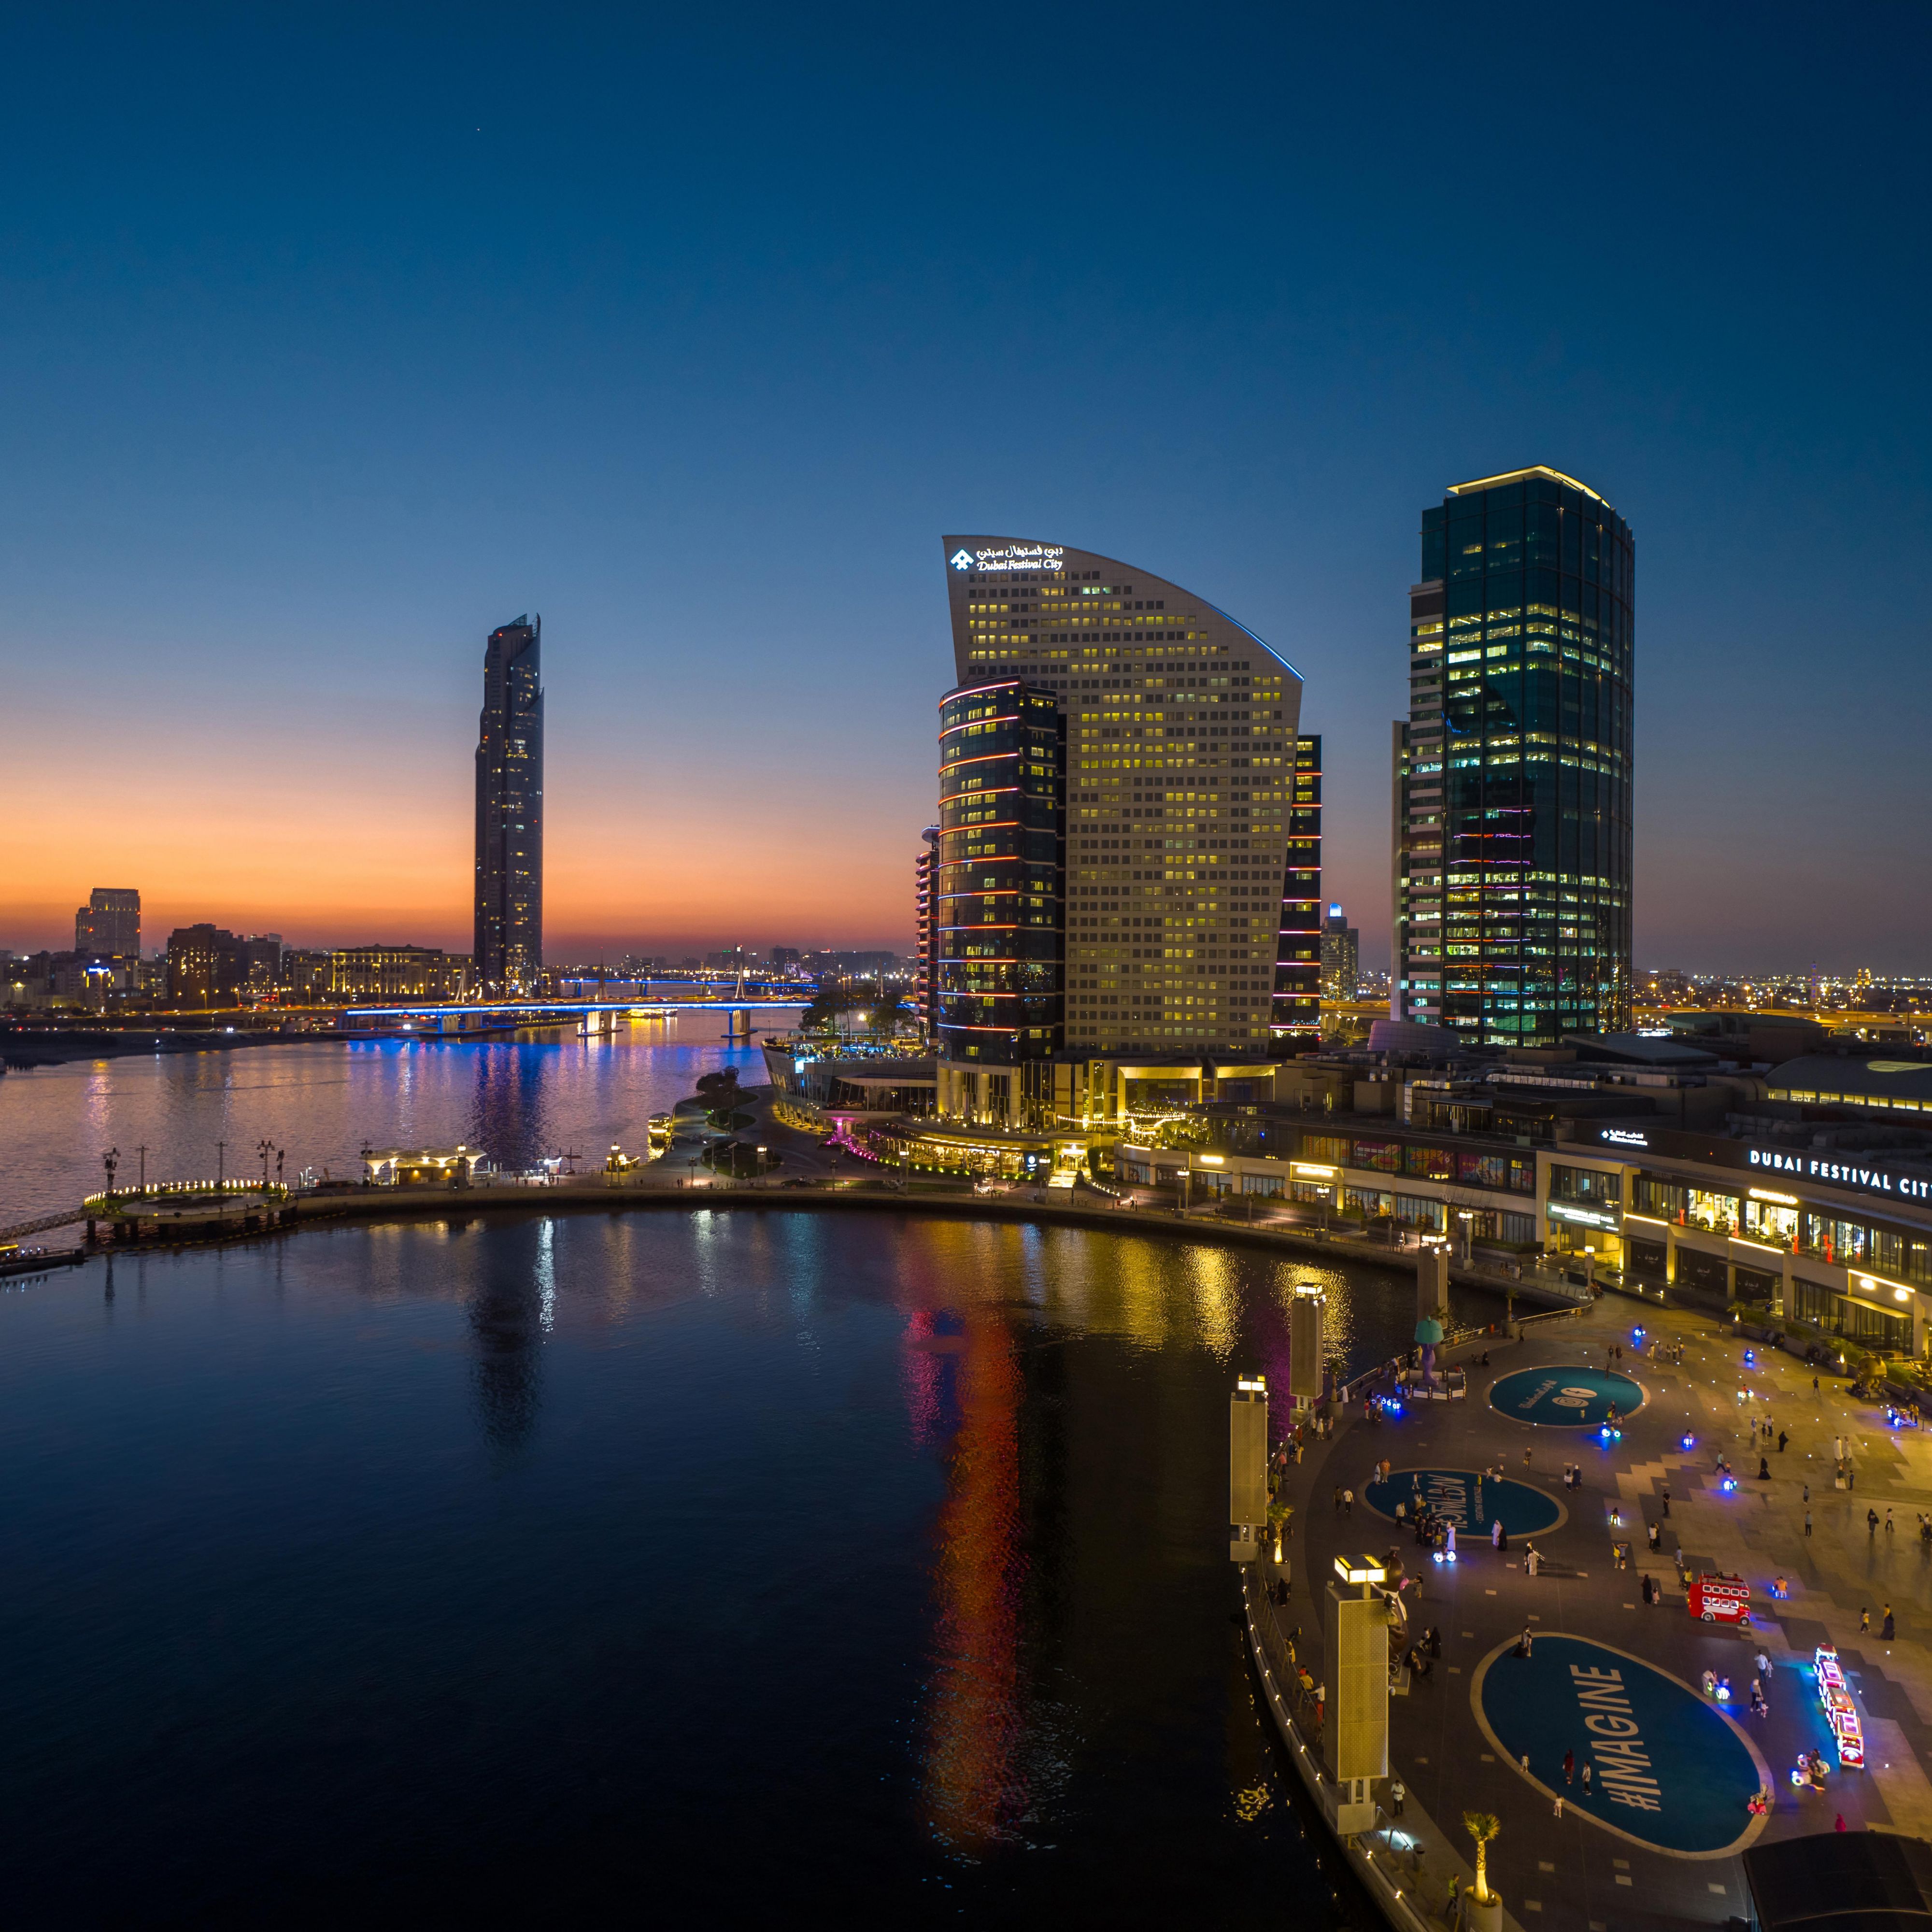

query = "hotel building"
(1393, 469), (1634, 1045)
(474, 614), (544, 996)
(933, 535), (1319, 1127)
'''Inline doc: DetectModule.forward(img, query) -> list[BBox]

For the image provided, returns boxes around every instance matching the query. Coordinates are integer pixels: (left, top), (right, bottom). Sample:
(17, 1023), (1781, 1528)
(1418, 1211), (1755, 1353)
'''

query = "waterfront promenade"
(1267, 1291), (1932, 1931)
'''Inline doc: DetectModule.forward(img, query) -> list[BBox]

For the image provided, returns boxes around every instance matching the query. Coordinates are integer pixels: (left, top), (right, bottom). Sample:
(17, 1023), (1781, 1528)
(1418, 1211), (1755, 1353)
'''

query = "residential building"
(935, 534), (1315, 1126)
(165, 924), (244, 1006)
(1393, 468), (1634, 1045)
(474, 614), (543, 995)
(1321, 901), (1360, 1001)
(327, 945), (469, 1001)
(239, 933), (282, 995)
(75, 888), (140, 958)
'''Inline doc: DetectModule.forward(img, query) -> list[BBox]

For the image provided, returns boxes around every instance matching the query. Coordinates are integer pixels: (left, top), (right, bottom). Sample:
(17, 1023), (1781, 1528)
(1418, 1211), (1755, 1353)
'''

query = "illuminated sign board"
(1548, 1201), (1621, 1230)
(1599, 1128), (1650, 1148)
(953, 543), (1066, 575)
(1747, 1147), (1932, 1205)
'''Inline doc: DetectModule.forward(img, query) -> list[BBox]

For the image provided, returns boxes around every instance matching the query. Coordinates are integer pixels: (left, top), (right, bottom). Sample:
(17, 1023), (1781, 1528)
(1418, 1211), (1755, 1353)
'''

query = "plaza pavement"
(1272, 1291), (1932, 1931)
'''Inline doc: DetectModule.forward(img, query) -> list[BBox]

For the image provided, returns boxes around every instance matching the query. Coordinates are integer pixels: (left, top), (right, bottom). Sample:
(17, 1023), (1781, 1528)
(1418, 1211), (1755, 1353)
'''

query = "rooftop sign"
(1747, 1147), (1932, 1205)
(953, 543), (1065, 574)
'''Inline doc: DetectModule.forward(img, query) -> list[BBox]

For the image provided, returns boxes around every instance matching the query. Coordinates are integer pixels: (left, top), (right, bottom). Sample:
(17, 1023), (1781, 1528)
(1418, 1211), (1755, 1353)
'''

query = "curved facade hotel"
(935, 535), (1318, 1125)
(1395, 469), (1634, 1045)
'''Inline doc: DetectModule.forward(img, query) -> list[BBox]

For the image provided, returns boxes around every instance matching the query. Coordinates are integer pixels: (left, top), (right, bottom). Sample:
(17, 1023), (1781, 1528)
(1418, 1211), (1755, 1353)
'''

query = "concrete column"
(1417, 1247), (1449, 1321)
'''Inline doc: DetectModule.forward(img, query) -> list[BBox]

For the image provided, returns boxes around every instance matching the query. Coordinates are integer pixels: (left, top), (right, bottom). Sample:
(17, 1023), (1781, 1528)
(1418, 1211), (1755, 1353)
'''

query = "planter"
(1464, 1892), (1503, 1932)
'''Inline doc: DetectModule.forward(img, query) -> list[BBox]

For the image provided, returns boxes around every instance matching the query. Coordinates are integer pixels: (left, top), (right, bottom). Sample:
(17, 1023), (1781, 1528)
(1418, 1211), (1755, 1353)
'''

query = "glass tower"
(474, 613), (544, 996)
(1394, 469), (1634, 1045)
(936, 536), (1312, 1125)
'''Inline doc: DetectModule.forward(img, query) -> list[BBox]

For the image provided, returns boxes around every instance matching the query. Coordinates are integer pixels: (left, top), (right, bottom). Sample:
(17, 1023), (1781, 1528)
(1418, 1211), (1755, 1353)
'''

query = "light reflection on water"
(0, 1204), (1472, 1922)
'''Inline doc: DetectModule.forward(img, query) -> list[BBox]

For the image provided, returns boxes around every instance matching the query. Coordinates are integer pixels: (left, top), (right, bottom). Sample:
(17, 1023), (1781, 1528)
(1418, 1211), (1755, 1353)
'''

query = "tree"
(798, 986), (850, 1034)
(1463, 1811), (1500, 1904)
(694, 1068), (742, 1108)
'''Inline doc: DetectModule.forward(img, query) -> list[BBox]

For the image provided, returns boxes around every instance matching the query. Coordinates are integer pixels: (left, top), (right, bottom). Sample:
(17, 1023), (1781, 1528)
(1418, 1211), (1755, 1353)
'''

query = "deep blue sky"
(5, 2), (1928, 969)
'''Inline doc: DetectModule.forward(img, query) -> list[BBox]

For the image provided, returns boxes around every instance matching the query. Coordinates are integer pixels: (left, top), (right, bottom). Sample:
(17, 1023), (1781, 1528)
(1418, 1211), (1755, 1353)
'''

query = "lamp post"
(1458, 1209), (1474, 1265)
(136, 1144), (147, 1196)
(217, 1139), (227, 1196)
(258, 1138), (275, 1191)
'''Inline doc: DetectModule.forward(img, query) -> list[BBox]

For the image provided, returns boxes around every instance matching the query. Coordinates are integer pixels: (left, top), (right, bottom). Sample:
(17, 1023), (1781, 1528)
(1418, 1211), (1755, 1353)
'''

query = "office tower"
(474, 614), (544, 995)
(1321, 900), (1360, 1002)
(914, 824), (940, 1043)
(75, 888), (140, 957)
(1393, 469), (1633, 1045)
(937, 536), (1309, 1122)
(1281, 736), (1322, 1045)
(933, 679), (1065, 1121)
(238, 933), (283, 995)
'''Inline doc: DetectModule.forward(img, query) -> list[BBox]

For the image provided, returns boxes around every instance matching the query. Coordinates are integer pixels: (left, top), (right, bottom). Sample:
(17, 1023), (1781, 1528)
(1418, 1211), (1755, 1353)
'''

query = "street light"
(258, 1138), (276, 1190)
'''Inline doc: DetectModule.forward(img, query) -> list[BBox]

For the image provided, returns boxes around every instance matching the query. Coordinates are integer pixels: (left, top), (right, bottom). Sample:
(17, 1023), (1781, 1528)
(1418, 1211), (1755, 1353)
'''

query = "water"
(0, 1017), (780, 1222)
(0, 1032), (1499, 1922)
(0, 1207), (1490, 1927)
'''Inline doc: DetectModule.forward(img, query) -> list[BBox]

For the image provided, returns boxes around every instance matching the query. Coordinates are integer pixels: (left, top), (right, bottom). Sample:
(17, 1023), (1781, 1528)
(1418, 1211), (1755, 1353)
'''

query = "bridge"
(337, 994), (811, 1040)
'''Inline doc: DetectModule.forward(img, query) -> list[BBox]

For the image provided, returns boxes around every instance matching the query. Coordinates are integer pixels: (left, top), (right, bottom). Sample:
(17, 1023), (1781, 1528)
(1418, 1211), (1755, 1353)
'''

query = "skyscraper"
(914, 824), (940, 1043)
(1321, 901), (1360, 1002)
(935, 536), (1312, 1123)
(474, 614), (544, 995)
(75, 887), (140, 958)
(1393, 469), (1634, 1044)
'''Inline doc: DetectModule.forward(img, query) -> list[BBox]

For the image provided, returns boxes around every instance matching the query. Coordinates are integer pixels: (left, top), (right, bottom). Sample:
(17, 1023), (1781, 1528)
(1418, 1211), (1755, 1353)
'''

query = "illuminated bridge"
(338, 995), (811, 1040)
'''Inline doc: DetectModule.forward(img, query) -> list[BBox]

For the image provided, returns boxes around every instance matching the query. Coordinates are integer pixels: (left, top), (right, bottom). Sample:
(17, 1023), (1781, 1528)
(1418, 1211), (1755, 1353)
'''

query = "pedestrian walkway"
(1264, 1294), (1932, 1930)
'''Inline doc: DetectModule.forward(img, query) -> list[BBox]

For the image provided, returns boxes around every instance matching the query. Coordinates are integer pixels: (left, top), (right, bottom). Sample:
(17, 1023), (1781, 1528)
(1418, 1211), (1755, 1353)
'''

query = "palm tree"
(1463, 1811), (1501, 1904)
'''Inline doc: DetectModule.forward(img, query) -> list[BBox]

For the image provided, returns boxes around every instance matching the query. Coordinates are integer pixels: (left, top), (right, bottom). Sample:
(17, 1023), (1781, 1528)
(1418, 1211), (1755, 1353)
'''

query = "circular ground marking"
(1363, 1467), (1563, 1537)
(1489, 1365), (1645, 1427)
(1473, 1634), (1767, 1857)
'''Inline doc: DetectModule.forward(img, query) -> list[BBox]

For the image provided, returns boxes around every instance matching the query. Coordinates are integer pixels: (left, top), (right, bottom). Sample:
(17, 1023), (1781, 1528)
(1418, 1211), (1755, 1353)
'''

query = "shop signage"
(1747, 1147), (1932, 1205)
(1474, 1635), (1766, 1856)
(1599, 1128), (1649, 1148)
(1548, 1201), (1620, 1230)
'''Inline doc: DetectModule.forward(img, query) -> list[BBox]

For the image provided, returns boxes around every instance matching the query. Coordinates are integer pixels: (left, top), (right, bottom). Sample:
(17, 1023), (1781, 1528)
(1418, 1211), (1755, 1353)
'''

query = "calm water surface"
(0, 1020), (777, 1221)
(0, 1209), (1493, 1927)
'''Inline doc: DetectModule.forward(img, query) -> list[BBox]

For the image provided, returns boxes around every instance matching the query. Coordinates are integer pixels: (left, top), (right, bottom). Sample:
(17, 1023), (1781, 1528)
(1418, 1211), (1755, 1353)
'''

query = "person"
(1390, 1777), (1406, 1819)
(1427, 1626), (1442, 1659)
(1524, 1447), (1532, 1467)
(1480, 1350), (1490, 1367)
(1756, 1648), (1771, 1680)
(1815, 1374), (1820, 1391)
(1648, 1520), (1662, 1552)
(1661, 1483), (1671, 1518)
(1527, 1544), (1541, 1577)
(1446, 1522), (1457, 1560)
(1703, 1669), (1718, 1697)
(1334, 1485), (1343, 1514)
(1563, 1748), (1575, 1785)
(1804, 1481), (1811, 1505)
(1520, 1625), (1534, 1658)
(1344, 1489), (1354, 1518)
(1884, 1605), (1896, 1641)
(1861, 1608), (1871, 1634)
(1492, 1518), (1503, 1549)
(1837, 1814), (1847, 1833)
(1886, 1507), (1895, 1535)
(1580, 1763), (1591, 1794)
(1757, 1455), (1769, 1479)
(1805, 1508), (1813, 1537)
(1868, 1509), (1879, 1538)
(1778, 1429), (1789, 1453)
(1553, 1793), (1564, 1819)
(1448, 1874), (1461, 1917)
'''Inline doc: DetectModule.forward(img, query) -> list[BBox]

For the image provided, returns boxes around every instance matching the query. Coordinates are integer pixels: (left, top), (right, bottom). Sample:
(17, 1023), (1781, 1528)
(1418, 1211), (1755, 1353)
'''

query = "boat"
(647, 1113), (674, 1149)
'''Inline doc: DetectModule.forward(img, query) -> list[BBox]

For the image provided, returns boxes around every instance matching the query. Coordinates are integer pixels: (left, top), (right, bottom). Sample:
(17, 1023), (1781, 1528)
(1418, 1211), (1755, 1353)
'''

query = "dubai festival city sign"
(952, 542), (1066, 574)
(1474, 1635), (1767, 1856)
(1488, 1365), (1645, 1427)
(1363, 1467), (1562, 1537)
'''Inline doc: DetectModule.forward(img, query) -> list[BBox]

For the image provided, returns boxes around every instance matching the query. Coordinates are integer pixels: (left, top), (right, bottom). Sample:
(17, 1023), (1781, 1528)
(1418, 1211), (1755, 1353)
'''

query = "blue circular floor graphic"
(1364, 1468), (1563, 1537)
(1489, 1365), (1646, 1427)
(1474, 1635), (1767, 1857)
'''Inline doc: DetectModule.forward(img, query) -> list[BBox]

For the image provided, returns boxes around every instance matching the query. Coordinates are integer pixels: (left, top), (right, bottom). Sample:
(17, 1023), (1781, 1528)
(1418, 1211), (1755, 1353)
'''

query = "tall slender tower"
(935, 537), (1310, 1125)
(474, 614), (544, 996)
(1393, 469), (1633, 1044)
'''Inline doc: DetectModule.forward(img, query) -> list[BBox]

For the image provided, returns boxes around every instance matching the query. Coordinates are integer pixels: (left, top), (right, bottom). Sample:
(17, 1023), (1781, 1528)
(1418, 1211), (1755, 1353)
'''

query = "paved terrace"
(1270, 1293), (1932, 1931)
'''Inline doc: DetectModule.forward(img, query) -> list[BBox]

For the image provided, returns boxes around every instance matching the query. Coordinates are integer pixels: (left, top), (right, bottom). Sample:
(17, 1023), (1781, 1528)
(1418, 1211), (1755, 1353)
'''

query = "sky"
(4, 2), (1929, 972)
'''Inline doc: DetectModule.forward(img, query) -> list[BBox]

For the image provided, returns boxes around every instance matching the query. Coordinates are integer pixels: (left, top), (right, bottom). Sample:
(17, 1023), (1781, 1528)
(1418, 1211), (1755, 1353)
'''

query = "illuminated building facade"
(934, 536), (1315, 1125)
(1393, 469), (1634, 1045)
(1321, 900), (1360, 1002)
(914, 824), (940, 1042)
(934, 679), (1065, 1120)
(474, 614), (544, 995)
(327, 944), (470, 1001)
(75, 888), (140, 959)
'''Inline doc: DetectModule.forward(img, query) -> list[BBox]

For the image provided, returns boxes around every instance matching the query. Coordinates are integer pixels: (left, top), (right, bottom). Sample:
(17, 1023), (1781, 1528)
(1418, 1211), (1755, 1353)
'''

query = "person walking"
(1563, 1748), (1576, 1785)
(1869, 1507), (1880, 1538)
(1778, 1429), (1789, 1453)
(1805, 1508), (1813, 1536)
(1344, 1488), (1354, 1518)
(1883, 1605), (1896, 1641)
(1581, 1763), (1592, 1795)
(1886, 1508), (1895, 1535)
(1861, 1608), (1871, 1634)
(1553, 1793), (1565, 1819)
(1804, 1481), (1811, 1505)
(1520, 1625), (1534, 1658)
(1661, 1483), (1671, 1518)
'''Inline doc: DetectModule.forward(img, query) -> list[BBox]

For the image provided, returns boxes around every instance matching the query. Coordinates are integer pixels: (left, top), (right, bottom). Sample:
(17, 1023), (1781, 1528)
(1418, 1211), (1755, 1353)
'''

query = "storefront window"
(1290, 1180), (1332, 1206)
(1742, 1198), (1798, 1248)
(1549, 1164), (1623, 1208)
(1240, 1172), (1284, 1197)
(1394, 1194), (1448, 1231)
(1632, 1174), (1685, 1219)
(1800, 1213), (1870, 1267)
(1351, 1141), (1400, 1174)
(1300, 1134), (1350, 1165)
(1872, 1228), (1932, 1286)
(1343, 1186), (1393, 1218)
(1459, 1152), (1506, 1188)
